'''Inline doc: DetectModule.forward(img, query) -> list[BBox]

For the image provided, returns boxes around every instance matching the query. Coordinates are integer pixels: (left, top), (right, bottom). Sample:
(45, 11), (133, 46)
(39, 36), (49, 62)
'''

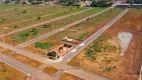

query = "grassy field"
(4, 8), (104, 45)
(25, 8), (124, 55)
(0, 4), (25, 9)
(0, 61), (26, 80)
(0, 5), (87, 31)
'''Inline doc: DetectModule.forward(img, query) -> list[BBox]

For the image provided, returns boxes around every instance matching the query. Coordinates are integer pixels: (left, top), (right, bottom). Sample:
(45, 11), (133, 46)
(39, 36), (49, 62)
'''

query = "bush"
(14, 25), (19, 28)
(19, 32), (30, 37)
(36, 16), (41, 20)
(79, 32), (88, 39)
(22, 10), (27, 13)
(35, 42), (52, 49)
(30, 28), (38, 35)
(42, 24), (51, 28)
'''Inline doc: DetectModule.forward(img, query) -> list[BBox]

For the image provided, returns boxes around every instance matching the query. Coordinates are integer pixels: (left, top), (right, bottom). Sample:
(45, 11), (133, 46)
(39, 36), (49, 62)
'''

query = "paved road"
(50, 62), (109, 80)
(0, 41), (54, 63)
(139, 65), (142, 80)
(62, 8), (130, 62)
(18, 7), (113, 48)
(0, 53), (58, 80)
(0, 8), (92, 37)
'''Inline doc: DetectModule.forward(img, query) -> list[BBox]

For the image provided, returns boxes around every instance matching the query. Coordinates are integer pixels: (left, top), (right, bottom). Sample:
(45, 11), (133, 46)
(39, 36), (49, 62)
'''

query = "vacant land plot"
(0, 61), (26, 80)
(44, 66), (58, 75)
(59, 73), (84, 80)
(4, 8), (104, 45)
(25, 8), (124, 55)
(10, 53), (43, 68)
(68, 9), (142, 80)
(0, 5), (86, 34)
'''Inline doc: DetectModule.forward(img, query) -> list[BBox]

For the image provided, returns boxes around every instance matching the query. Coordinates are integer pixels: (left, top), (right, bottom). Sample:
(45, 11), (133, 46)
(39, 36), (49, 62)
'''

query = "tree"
(91, 0), (113, 7)
(28, 0), (33, 3)
(4, 0), (10, 4)
(36, 16), (41, 20)
(30, 28), (38, 35)
(134, 0), (142, 4)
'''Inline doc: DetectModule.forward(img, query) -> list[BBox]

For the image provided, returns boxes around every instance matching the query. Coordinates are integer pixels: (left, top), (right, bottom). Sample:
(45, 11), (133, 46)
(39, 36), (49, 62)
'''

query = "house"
(79, 0), (93, 7)
(46, 1), (58, 5)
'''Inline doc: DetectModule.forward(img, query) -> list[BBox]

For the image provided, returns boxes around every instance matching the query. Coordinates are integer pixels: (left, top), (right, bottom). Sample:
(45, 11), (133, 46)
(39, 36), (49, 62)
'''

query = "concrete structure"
(116, 4), (130, 8)
(132, 4), (142, 8)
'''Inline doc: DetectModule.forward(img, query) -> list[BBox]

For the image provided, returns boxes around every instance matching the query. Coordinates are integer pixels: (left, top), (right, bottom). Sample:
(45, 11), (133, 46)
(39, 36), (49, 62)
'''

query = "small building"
(116, 4), (130, 8)
(47, 37), (81, 60)
(132, 4), (142, 8)
(79, 0), (93, 7)
(47, 43), (74, 60)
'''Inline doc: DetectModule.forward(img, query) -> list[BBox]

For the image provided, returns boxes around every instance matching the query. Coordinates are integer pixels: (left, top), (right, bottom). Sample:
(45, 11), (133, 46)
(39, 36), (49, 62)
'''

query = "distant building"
(132, 4), (142, 8)
(79, 0), (93, 7)
(116, 4), (130, 8)
(0, 0), (6, 3)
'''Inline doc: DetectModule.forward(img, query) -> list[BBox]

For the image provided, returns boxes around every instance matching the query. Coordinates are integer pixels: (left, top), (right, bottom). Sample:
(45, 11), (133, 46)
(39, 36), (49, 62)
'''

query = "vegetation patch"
(85, 35), (117, 60)
(35, 42), (52, 49)
(79, 32), (88, 39)
(0, 61), (26, 80)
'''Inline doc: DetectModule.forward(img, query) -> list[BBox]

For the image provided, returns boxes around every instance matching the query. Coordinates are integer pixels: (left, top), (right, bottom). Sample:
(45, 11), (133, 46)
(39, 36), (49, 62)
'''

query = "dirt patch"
(2, 49), (13, 54)
(69, 9), (142, 80)
(59, 73), (84, 80)
(10, 53), (43, 68)
(0, 61), (26, 80)
(44, 66), (58, 75)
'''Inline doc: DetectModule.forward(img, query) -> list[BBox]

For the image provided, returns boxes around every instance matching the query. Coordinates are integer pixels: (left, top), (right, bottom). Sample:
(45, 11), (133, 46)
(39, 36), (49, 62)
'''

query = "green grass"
(0, 6), (87, 34)
(35, 42), (52, 49)
(79, 32), (88, 39)
(11, 8), (104, 43)
(0, 4), (25, 9)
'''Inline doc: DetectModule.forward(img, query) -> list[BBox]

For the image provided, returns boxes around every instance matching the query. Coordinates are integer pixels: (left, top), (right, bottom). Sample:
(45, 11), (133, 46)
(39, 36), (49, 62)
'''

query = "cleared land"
(25, 8), (124, 55)
(4, 8), (104, 45)
(0, 61), (26, 80)
(0, 5), (87, 34)
(0, 48), (43, 68)
(44, 66), (58, 75)
(68, 9), (142, 80)
(59, 73), (84, 80)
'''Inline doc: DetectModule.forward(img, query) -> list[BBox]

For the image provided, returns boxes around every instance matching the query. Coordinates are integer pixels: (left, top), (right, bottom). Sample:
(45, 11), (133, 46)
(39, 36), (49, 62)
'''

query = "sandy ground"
(69, 9), (142, 80)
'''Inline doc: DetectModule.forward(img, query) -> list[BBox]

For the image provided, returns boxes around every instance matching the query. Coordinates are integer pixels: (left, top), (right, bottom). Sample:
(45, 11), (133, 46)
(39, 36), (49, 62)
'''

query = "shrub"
(36, 16), (41, 20)
(79, 32), (88, 39)
(22, 10), (27, 13)
(19, 32), (30, 37)
(14, 25), (19, 28)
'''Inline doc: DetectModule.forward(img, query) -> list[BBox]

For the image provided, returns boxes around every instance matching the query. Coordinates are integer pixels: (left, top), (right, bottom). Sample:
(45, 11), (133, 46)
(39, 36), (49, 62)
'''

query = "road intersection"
(0, 7), (131, 80)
